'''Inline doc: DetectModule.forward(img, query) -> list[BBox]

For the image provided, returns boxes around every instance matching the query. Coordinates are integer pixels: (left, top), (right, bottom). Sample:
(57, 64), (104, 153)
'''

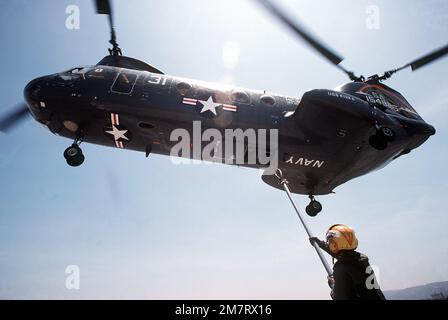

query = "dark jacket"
(315, 239), (386, 300)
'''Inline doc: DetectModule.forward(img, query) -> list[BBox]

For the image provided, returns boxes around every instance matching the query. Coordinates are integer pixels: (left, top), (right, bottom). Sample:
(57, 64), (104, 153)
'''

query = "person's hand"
(309, 237), (320, 246)
(327, 275), (335, 289)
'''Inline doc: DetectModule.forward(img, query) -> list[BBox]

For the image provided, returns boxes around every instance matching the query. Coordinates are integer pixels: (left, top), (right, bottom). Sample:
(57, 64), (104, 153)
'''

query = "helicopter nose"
(23, 75), (55, 127)
(24, 76), (48, 106)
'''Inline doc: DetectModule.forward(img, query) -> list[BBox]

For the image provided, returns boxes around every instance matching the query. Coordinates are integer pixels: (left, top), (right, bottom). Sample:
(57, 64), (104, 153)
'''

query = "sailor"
(310, 224), (386, 300)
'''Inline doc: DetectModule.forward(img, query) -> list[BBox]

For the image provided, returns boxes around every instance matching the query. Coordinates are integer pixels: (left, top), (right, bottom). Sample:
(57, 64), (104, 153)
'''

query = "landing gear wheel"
(64, 144), (84, 167)
(306, 200), (322, 217)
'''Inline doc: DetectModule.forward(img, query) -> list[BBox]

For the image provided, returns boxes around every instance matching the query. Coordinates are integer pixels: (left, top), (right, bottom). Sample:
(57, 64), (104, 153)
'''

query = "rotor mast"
(95, 0), (122, 56)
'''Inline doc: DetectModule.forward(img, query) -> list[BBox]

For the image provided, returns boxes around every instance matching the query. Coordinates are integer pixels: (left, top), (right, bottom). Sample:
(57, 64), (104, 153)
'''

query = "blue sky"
(0, 0), (447, 299)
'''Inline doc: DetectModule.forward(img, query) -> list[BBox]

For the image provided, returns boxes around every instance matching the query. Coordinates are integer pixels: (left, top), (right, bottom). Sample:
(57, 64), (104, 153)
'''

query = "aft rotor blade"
(378, 44), (448, 81)
(0, 104), (29, 133)
(407, 44), (448, 71)
(255, 0), (343, 65)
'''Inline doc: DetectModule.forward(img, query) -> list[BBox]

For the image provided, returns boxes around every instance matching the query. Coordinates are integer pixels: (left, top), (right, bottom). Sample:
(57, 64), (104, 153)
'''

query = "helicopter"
(0, 0), (446, 216)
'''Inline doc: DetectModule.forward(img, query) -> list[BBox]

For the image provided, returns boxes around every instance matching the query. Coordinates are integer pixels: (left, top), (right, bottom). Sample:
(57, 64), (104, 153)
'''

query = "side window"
(231, 90), (251, 104)
(175, 81), (192, 96)
(260, 94), (276, 106)
(111, 71), (138, 95)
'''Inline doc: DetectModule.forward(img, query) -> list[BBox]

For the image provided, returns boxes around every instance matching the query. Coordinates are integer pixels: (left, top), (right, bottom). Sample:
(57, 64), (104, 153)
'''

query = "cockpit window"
(66, 67), (93, 74)
(69, 67), (83, 73)
(59, 73), (80, 81)
(59, 67), (94, 80)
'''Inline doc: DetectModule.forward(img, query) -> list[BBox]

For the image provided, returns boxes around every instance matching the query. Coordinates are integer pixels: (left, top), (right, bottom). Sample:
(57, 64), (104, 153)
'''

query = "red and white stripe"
(111, 113), (125, 149)
(182, 97), (197, 106)
(222, 104), (237, 112)
(111, 113), (120, 126)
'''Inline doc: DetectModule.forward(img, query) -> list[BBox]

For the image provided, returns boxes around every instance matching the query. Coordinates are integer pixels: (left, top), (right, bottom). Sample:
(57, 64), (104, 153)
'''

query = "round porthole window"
(260, 94), (276, 106)
(139, 122), (155, 129)
(231, 90), (250, 104)
(176, 82), (192, 95)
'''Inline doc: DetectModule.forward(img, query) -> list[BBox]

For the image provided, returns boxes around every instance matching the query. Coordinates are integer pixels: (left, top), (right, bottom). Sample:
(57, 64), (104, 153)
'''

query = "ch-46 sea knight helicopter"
(0, 0), (446, 216)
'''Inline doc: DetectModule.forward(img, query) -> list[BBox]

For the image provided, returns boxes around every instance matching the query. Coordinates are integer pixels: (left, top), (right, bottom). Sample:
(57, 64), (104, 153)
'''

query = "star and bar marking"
(181, 96), (238, 115)
(105, 113), (129, 149)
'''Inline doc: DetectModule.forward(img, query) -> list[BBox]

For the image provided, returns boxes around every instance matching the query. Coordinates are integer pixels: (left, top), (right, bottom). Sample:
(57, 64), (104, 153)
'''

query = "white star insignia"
(106, 125), (129, 141)
(198, 96), (221, 115)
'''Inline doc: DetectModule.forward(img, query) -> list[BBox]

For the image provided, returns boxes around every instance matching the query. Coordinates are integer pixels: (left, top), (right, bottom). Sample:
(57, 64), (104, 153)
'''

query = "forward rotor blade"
(95, 0), (112, 15)
(255, 0), (343, 65)
(95, 0), (121, 55)
(0, 104), (29, 133)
